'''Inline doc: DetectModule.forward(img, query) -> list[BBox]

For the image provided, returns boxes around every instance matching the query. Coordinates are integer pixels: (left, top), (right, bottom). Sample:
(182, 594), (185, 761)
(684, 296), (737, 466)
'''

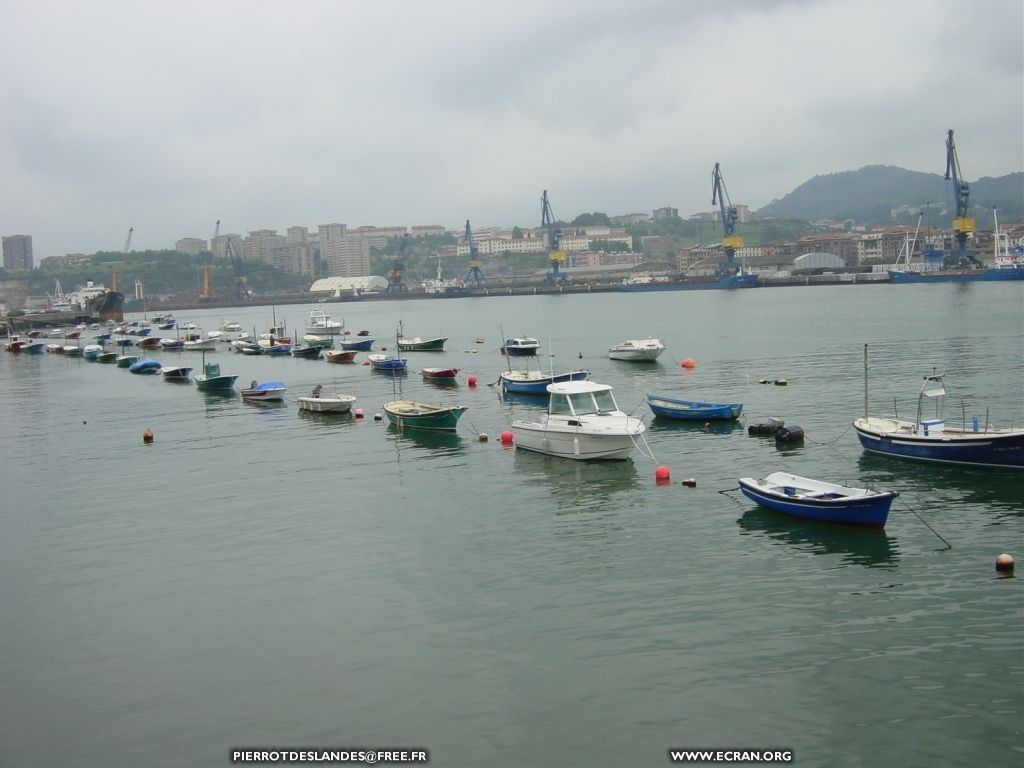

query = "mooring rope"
(897, 497), (952, 550)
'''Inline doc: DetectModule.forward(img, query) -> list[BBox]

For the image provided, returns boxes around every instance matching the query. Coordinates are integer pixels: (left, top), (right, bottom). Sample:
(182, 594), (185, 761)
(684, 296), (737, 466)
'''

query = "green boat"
(116, 354), (139, 368)
(195, 353), (238, 391)
(97, 351), (119, 363)
(396, 322), (446, 352)
(383, 400), (466, 432)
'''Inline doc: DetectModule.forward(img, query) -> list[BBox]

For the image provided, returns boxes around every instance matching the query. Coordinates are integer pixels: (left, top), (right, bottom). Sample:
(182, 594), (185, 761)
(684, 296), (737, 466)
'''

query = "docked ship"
(888, 215), (1024, 284)
(68, 281), (125, 321)
(619, 270), (758, 292)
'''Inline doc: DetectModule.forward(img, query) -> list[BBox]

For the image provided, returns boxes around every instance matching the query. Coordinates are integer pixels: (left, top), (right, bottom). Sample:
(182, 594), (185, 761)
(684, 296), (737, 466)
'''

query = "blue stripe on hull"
(855, 431), (1024, 469)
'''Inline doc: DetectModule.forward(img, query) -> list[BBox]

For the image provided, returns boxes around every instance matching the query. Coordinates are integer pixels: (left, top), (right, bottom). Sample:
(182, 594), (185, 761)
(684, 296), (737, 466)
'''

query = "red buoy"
(500, 430), (514, 445)
(655, 465), (670, 481)
(354, 408), (364, 419)
(467, 375), (478, 387)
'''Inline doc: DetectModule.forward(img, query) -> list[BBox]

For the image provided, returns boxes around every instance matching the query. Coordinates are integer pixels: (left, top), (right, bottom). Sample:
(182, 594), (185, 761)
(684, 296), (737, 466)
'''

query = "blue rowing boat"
(645, 394), (743, 420)
(738, 472), (897, 528)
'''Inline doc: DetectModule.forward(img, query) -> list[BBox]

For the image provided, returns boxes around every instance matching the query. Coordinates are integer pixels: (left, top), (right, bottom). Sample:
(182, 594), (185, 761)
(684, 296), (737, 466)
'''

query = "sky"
(1, 0), (1022, 259)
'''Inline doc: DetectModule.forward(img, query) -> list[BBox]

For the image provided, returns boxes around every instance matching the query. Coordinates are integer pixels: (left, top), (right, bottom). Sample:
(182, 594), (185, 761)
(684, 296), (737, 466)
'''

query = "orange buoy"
(681, 358), (695, 369)
(500, 430), (514, 445)
(996, 553), (1015, 573)
(467, 375), (478, 387)
(354, 408), (364, 418)
(142, 428), (154, 444)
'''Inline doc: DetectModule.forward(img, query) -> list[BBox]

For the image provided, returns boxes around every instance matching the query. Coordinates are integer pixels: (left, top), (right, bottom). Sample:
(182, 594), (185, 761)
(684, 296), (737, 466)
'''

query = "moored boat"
(129, 358), (162, 374)
(608, 338), (666, 361)
(501, 337), (540, 356)
(161, 365), (192, 380)
(241, 380), (287, 401)
(368, 353), (408, 372)
(738, 472), (898, 528)
(324, 349), (358, 364)
(645, 394), (743, 421)
(510, 380), (646, 460)
(383, 400), (467, 432)
(422, 367), (460, 380)
(296, 384), (357, 413)
(305, 309), (343, 335)
(498, 368), (590, 395)
(195, 355), (238, 391)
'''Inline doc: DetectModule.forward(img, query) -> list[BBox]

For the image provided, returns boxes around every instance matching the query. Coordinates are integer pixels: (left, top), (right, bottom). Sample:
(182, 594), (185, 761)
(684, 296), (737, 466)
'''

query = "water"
(1, 283), (1022, 767)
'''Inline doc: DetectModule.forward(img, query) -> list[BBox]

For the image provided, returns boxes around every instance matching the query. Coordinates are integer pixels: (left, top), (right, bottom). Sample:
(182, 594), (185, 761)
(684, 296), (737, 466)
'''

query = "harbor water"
(1, 282), (1022, 767)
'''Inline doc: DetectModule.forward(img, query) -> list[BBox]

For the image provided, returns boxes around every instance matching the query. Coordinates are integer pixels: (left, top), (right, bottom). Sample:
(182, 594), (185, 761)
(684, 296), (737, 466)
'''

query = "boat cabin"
(547, 382), (621, 417)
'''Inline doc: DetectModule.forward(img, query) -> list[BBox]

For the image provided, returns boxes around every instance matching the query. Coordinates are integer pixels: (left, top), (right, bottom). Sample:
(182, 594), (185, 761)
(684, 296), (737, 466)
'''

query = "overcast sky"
(2, 0), (1022, 259)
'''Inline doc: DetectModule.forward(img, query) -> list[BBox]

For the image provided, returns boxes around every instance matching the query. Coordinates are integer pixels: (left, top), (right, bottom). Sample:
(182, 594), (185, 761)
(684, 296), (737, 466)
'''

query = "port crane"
(944, 129), (979, 268)
(464, 220), (485, 287)
(541, 190), (567, 285)
(386, 235), (409, 293)
(124, 226), (133, 254)
(711, 163), (743, 276)
(203, 220), (249, 301)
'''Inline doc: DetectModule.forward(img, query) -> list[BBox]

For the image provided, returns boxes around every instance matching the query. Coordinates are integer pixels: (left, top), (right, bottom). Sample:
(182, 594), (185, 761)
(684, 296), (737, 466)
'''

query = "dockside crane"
(124, 226), (133, 254)
(465, 220), (485, 287)
(711, 163), (743, 276)
(386, 235), (409, 293)
(944, 129), (979, 268)
(541, 190), (567, 285)
(225, 234), (249, 301)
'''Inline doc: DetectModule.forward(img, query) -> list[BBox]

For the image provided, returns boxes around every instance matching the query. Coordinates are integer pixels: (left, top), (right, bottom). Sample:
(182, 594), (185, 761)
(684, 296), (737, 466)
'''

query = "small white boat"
(608, 338), (665, 361)
(510, 380), (646, 460)
(184, 337), (217, 351)
(241, 380), (287, 401)
(296, 384), (357, 413)
(305, 309), (343, 335)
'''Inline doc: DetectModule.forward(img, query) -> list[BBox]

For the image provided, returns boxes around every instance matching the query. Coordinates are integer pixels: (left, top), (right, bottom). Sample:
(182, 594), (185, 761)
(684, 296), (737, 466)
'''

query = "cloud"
(1, 0), (1020, 257)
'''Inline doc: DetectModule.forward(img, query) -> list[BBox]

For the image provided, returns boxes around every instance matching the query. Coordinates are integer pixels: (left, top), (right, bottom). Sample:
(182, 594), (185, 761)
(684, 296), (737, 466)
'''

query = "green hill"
(757, 165), (1023, 226)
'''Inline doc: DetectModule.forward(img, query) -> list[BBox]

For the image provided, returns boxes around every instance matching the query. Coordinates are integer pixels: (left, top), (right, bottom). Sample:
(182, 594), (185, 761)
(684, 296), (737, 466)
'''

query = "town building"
(175, 237), (207, 256)
(321, 235), (370, 277)
(2, 235), (33, 270)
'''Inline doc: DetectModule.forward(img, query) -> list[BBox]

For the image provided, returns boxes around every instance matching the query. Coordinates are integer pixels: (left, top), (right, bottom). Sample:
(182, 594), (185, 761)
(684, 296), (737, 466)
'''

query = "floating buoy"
(362, 360), (370, 366)
(681, 358), (695, 369)
(748, 418), (784, 435)
(142, 428), (154, 444)
(774, 425), (805, 443)
(578, 352), (583, 359)
(681, 478), (697, 488)
(704, 422), (711, 430)
(996, 553), (1015, 573)
(478, 433), (488, 443)
(467, 375), (478, 387)
(758, 379), (769, 384)
(500, 430), (514, 445)
(774, 379), (788, 386)
(655, 465), (671, 482)
(354, 408), (364, 419)
(373, 412), (383, 421)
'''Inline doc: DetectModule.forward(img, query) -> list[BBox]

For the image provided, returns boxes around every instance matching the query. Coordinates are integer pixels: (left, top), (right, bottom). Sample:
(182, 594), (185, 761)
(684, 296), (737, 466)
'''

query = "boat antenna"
(499, 323), (512, 374)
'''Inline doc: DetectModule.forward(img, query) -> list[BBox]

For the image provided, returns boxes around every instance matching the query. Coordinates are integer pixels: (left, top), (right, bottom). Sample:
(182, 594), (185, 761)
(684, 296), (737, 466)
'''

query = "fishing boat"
(184, 337), (217, 351)
(291, 344), (323, 359)
(738, 472), (898, 528)
(368, 353), (408, 372)
(509, 380), (647, 460)
(296, 384), (357, 413)
(22, 341), (46, 354)
(4, 335), (26, 353)
(499, 368), (590, 395)
(422, 367), (460, 380)
(396, 321), (447, 352)
(136, 336), (161, 349)
(241, 380), (287, 401)
(853, 347), (1024, 468)
(501, 337), (540, 356)
(96, 350), (118, 363)
(82, 344), (104, 360)
(160, 338), (185, 351)
(262, 342), (292, 357)
(645, 394), (743, 421)
(608, 338), (666, 361)
(305, 309), (343, 335)
(63, 345), (84, 357)
(129, 358), (162, 375)
(194, 354), (238, 392)
(383, 400), (467, 432)
(323, 349), (358, 364)
(337, 336), (374, 351)
(161, 366), (192, 380)
(116, 354), (139, 368)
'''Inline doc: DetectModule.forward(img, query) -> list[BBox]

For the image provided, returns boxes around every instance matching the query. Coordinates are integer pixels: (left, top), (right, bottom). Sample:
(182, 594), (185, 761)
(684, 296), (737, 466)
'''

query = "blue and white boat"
(499, 368), (590, 395)
(241, 380), (287, 401)
(738, 472), (898, 528)
(338, 336), (375, 352)
(853, 349), (1024, 469)
(128, 358), (162, 375)
(645, 394), (743, 421)
(368, 353), (408, 372)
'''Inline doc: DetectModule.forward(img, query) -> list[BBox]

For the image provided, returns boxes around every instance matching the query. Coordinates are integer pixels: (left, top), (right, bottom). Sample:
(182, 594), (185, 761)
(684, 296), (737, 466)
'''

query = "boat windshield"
(550, 393), (573, 415)
(567, 389), (618, 416)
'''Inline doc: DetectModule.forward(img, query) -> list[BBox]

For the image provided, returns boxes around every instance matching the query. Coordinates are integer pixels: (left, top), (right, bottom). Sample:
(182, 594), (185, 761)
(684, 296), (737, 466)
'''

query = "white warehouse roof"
(793, 252), (846, 270)
(309, 276), (389, 292)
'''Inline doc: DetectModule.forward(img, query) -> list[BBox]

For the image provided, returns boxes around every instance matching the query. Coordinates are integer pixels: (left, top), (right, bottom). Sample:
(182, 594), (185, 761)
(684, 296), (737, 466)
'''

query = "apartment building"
(211, 233), (244, 260)
(243, 230), (288, 264)
(321, 235), (370, 277)
(175, 237), (207, 256)
(2, 235), (33, 270)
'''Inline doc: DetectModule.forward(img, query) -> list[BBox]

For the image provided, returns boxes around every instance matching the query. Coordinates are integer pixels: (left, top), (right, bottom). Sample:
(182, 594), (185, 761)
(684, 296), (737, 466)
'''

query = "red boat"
(323, 349), (357, 364)
(421, 367), (460, 380)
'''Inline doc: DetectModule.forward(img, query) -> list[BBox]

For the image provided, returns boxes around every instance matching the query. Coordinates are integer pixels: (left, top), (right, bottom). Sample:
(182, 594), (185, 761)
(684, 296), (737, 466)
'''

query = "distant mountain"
(757, 165), (1024, 227)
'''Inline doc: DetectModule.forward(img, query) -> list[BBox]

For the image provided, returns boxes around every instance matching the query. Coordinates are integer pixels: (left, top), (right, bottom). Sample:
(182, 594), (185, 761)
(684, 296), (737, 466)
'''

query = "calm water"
(1, 283), (1022, 767)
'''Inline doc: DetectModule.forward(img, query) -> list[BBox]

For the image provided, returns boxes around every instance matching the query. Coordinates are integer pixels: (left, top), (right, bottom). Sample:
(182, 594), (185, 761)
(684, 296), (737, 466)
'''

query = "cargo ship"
(69, 282), (125, 321)
(619, 271), (758, 292)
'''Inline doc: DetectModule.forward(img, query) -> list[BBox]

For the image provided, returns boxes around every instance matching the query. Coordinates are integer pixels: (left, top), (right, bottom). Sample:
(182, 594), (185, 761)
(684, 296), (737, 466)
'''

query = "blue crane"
(711, 163), (743, 276)
(541, 190), (567, 285)
(386, 235), (409, 293)
(464, 220), (485, 287)
(944, 129), (979, 268)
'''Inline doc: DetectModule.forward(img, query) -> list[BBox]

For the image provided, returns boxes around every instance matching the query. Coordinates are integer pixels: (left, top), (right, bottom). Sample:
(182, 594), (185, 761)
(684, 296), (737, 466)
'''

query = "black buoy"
(774, 425), (805, 443)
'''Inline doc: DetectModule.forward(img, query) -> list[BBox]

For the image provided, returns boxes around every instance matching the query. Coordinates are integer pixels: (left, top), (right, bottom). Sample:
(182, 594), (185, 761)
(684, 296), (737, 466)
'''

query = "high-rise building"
(318, 223), (347, 243)
(243, 230), (287, 264)
(320, 235), (370, 277)
(211, 233), (244, 260)
(2, 235), (33, 270)
(175, 237), (207, 256)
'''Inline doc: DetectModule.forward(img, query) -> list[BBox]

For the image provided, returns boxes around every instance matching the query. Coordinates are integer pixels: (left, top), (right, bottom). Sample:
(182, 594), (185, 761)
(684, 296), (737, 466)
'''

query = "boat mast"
(863, 344), (869, 419)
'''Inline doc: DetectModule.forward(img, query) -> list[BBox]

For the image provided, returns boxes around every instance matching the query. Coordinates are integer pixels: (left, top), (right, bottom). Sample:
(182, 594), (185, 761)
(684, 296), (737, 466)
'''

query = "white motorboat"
(510, 380), (646, 460)
(608, 338), (665, 362)
(305, 309), (343, 335)
(297, 384), (357, 413)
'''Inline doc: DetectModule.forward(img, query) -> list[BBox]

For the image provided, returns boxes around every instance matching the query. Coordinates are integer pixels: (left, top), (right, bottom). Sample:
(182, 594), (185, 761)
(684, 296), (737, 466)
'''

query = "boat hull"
(397, 337), (447, 352)
(510, 421), (639, 460)
(646, 394), (743, 421)
(383, 401), (466, 431)
(499, 370), (590, 395)
(853, 417), (1024, 468)
(297, 394), (356, 413)
(195, 375), (238, 391)
(338, 338), (374, 351)
(738, 478), (896, 528)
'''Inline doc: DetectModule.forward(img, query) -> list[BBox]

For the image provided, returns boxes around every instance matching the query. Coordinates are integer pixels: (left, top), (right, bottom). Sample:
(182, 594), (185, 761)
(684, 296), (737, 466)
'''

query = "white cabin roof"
(546, 380), (614, 395)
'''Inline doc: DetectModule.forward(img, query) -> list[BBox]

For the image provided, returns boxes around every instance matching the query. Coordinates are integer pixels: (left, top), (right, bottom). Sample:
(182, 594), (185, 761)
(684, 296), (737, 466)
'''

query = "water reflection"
(648, 417), (745, 436)
(385, 423), (464, 456)
(199, 389), (238, 414)
(512, 450), (641, 514)
(737, 507), (899, 567)
(296, 408), (356, 430)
